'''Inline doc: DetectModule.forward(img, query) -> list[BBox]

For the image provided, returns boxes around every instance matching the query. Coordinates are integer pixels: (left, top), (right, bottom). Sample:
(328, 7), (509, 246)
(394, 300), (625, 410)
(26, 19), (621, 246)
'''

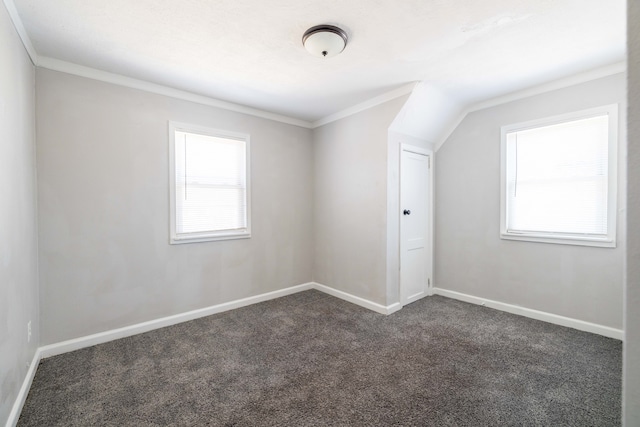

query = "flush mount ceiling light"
(302, 25), (348, 58)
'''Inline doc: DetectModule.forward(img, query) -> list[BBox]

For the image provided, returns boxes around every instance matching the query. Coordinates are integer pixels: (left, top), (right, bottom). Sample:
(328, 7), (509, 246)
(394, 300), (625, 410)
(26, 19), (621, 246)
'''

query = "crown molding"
(469, 61), (626, 113)
(38, 54), (417, 130)
(312, 83), (417, 128)
(4, 0), (313, 128)
(3, 0), (625, 138)
(434, 61), (627, 151)
(37, 56), (313, 128)
(35, 54), (419, 131)
(2, 0), (38, 64)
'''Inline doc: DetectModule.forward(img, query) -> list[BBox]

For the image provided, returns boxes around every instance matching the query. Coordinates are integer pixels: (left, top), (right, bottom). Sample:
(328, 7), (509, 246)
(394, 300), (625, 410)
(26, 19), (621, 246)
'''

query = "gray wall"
(625, 1), (640, 424)
(313, 96), (408, 306)
(435, 73), (626, 329)
(0, 4), (38, 425)
(36, 69), (313, 345)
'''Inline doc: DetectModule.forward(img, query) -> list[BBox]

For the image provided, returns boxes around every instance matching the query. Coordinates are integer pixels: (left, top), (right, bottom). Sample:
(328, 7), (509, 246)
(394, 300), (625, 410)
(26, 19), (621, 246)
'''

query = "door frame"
(399, 143), (434, 305)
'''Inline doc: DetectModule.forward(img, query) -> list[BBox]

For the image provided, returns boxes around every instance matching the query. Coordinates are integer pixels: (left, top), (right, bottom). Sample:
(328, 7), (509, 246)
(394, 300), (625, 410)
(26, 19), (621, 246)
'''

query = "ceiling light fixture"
(302, 25), (348, 58)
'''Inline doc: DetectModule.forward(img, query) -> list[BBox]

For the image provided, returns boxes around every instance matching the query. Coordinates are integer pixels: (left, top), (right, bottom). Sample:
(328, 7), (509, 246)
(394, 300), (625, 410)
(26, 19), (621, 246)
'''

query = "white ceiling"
(11, 0), (626, 123)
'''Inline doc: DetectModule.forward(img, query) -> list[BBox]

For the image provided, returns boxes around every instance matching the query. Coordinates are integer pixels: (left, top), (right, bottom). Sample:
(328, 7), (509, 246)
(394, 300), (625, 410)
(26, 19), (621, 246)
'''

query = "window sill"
(500, 232), (616, 248)
(170, 231), (251, 245)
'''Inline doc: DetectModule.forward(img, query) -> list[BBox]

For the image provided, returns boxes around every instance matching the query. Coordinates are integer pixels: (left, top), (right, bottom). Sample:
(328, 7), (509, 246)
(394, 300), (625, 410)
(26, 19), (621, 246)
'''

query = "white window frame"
(169, 121), (251, 244)
(500, 104), (618, 248)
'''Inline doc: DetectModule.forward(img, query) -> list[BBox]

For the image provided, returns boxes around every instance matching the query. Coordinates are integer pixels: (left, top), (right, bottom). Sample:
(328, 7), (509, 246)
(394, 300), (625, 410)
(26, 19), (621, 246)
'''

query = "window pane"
(174, 130), (247, 235)
(505, 114), (609, 236)
(177, 187), (246, 233)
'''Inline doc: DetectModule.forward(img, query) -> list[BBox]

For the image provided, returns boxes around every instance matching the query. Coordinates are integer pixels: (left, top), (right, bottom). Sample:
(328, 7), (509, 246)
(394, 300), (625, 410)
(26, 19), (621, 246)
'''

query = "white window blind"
(501, 105), (617, 247)
(170, 123), (250, 244)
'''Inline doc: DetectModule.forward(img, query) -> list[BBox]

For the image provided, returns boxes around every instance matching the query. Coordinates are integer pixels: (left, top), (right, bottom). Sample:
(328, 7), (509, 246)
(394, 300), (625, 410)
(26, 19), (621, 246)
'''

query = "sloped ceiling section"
(389, 82), (463, 145)
(390, 61), (626, 150)
(9, 0), (625, 124)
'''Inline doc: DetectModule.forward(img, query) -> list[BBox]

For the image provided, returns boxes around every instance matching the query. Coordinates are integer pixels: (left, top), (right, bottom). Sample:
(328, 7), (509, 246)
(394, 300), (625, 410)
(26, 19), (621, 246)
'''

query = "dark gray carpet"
(18, 291), (621, 426)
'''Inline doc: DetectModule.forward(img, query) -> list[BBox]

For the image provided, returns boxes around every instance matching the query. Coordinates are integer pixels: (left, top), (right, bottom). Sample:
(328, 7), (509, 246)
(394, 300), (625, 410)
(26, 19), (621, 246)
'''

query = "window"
(169, 122), (250, 244)
(500, 104), (618, 247)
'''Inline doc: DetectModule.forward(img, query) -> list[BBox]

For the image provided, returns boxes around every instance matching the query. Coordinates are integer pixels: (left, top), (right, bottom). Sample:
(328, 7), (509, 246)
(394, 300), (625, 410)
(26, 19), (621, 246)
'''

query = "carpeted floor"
(18, 291), (622, 426)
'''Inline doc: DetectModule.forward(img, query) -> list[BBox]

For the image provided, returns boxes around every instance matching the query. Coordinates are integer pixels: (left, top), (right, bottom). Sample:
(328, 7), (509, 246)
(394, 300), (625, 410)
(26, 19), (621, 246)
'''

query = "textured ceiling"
(12, 0), (626, 122)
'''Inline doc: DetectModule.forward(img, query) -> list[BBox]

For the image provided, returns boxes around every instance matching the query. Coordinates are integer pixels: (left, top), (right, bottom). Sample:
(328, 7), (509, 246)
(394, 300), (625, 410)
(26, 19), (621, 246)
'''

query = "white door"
(400, 146), (431, 306)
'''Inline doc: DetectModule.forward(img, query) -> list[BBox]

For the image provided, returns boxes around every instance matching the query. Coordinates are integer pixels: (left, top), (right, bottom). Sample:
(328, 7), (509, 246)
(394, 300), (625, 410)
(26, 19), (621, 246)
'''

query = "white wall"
(625, 1), (640, 424)
(435, 73), (626, 329)
(36, 69), (314, 345)
(313, 96), (408, 306)
(0, 3), (38, 426)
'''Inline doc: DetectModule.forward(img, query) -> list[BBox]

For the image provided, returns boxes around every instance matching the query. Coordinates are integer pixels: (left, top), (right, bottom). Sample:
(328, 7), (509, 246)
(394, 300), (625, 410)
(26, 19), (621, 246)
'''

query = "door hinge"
(428, 157), (431, 169)
(428, 278), (431, 286)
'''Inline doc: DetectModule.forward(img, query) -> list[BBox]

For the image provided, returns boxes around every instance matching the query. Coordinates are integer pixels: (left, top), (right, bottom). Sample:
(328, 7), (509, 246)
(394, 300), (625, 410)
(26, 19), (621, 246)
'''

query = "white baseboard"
(6, 349), (42, 427)
(9, 281), (397, 424)
(311, 282), (401, 315)
(13, 283), (621, 425)
(432, 287), (623, 340)
(39, 282), (314, 358)
(11, 281), (377, 424)
(39, 282), (400, 359)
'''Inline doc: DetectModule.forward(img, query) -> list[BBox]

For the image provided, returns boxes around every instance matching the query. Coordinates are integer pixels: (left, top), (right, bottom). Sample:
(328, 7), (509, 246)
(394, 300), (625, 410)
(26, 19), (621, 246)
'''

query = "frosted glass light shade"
(302, 25), (347, 58)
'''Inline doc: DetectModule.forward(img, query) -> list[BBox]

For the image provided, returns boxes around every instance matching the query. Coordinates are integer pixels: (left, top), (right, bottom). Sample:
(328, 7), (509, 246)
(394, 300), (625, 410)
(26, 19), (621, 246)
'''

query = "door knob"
(403, 209), (411, 215)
